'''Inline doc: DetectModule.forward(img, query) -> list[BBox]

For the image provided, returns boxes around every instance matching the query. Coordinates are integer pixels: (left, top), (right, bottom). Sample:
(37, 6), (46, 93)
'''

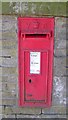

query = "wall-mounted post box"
(18, 17), (54, 107)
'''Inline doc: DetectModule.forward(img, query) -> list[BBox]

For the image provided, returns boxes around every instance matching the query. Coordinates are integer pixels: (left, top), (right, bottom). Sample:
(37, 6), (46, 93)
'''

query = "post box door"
(24, 51), (48, 102)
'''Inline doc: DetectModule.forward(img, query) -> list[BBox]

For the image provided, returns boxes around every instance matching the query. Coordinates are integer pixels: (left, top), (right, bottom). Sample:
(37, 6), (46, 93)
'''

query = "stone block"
(1, 57), (17, 67)
(42, 106), (66, 115)
(17, 114), (66, 118)
(1, 3), (67, 17)
(52, 76), (66, 106)
(4, 106), (41, 115)
(2, 67), (17, 76)
(54, 49), (66, 57)
(55, 17), (66, 41)
(54, 40), (66, 49)
(2, 114), (15, 118)
(54, 57), (66, 76)
(2, 99), (17, 106)
(2, 75), (17, 83)
(0, 49), (17, 57)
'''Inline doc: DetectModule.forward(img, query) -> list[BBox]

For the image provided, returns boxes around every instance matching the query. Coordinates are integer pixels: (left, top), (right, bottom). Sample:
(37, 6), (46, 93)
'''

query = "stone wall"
(0, 2), (67, 119)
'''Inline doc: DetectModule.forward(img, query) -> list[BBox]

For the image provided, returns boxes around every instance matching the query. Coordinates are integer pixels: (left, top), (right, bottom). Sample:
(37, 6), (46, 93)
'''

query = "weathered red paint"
(18, 17), (54, 107)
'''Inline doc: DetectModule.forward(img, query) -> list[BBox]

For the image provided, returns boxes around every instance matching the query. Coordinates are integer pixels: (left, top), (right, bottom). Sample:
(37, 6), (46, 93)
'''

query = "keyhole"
(29, 79), (32, 83)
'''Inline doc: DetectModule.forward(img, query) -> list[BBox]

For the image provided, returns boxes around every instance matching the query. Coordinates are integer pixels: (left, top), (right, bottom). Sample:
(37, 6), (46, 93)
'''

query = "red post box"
(18, 17), (54, 107)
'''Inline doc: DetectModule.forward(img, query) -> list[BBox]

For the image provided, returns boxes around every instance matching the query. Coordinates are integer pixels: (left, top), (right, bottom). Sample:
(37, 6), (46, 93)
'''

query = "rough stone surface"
(54, 57), (66, 76)
(1, 2), (67, 17)
(0, 15), (67, 118)
(0, 114), (2, 120)
(2, 114), (15, 118)
(42, 106), (66, 115)
(4, 107), (41, 115)
(52, 77), (66, 106)
(17, 114), (66, 118)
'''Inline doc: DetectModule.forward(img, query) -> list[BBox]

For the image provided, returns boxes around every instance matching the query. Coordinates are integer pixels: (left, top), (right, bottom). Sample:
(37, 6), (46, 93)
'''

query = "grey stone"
(4, 107), (41, 115)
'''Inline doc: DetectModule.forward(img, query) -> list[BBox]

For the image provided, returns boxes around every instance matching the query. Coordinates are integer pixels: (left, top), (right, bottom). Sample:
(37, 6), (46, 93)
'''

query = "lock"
(18, 17), (54, 107)
(29, 79), (32, 83)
